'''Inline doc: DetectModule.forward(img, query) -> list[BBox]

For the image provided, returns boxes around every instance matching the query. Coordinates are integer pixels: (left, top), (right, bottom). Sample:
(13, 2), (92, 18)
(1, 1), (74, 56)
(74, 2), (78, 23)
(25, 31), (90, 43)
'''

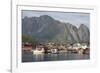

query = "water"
(22, 52), (90, 62)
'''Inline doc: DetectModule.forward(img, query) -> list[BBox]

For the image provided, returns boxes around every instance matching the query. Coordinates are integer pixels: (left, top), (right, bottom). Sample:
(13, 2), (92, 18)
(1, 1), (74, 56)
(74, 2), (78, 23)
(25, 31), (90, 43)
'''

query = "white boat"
(51, 49), (58, 54)
(33, 48), (45, 54)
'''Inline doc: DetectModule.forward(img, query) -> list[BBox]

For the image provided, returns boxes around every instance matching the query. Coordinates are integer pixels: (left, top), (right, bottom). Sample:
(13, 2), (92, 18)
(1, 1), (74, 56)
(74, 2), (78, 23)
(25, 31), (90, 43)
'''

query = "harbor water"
(22, 52), (90, 62)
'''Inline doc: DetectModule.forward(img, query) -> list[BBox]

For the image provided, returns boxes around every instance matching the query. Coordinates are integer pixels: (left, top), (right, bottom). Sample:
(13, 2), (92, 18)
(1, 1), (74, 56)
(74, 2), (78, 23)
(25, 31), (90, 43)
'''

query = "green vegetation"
(22, 35), (38, 47)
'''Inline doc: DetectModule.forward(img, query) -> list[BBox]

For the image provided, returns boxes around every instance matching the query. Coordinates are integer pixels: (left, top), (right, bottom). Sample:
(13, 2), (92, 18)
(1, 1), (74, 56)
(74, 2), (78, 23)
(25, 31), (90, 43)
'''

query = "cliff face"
(78, 24), (90, 43)
(22, 15), (90, 44)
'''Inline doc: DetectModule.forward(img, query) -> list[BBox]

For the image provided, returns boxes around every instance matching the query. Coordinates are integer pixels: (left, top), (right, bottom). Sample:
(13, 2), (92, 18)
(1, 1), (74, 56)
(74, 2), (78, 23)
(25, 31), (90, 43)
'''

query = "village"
(22, 42), (90, 55)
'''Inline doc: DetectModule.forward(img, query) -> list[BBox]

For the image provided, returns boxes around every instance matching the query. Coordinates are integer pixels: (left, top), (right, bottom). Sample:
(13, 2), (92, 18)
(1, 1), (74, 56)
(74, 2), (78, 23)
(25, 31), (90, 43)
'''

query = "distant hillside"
(22, 15), (90, 44)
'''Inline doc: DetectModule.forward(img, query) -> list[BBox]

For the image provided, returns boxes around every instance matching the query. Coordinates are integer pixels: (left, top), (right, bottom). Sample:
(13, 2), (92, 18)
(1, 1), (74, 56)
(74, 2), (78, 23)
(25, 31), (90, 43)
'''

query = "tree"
(22, 35), (38, 47)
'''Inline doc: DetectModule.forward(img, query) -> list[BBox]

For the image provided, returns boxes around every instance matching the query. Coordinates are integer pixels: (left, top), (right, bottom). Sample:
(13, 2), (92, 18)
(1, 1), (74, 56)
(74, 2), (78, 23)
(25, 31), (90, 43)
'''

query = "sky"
(22, 10), (90, 28)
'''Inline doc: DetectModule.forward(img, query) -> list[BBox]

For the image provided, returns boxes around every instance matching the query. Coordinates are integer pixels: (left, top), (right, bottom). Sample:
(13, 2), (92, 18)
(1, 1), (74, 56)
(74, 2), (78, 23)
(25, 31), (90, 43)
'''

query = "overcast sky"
(22, 10), (90, 28)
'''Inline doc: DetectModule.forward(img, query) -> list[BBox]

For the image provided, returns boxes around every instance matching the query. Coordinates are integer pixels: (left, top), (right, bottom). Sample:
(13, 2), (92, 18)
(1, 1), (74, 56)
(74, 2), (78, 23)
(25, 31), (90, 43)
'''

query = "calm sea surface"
(22, 52), (90, 62)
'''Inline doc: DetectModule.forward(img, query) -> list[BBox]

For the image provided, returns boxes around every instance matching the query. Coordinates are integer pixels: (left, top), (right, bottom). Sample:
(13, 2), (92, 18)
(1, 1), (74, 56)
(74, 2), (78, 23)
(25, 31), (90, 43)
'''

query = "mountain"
(78, 24), (90, 43)
(22, 15), (90, 44)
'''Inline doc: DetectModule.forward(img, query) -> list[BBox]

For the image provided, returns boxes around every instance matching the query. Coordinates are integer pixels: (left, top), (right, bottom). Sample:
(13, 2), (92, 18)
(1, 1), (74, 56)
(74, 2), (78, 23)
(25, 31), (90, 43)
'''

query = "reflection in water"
(22, 53), (90, 62)
(33, 54), (44, 61)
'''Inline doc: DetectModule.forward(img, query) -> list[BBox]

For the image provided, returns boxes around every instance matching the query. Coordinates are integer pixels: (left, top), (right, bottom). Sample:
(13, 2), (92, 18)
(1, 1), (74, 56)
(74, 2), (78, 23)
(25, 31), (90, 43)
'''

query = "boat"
(33, 47), (45, 54)
(51, 49), (58, 54)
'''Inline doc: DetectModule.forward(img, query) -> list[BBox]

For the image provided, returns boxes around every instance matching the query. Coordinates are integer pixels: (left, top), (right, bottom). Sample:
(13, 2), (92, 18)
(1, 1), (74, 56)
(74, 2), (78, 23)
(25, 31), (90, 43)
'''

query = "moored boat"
(33, 46), (45, 54)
